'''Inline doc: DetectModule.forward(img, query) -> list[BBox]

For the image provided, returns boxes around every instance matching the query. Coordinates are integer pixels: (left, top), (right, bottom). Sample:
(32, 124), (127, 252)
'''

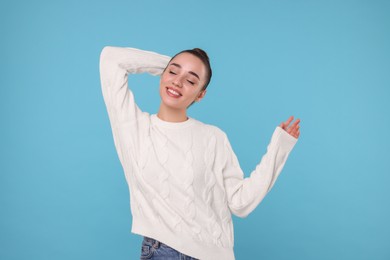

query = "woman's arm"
(99, 46), (171, 163)
(223, 124), (298, 218)
(100, 46), (171, 123)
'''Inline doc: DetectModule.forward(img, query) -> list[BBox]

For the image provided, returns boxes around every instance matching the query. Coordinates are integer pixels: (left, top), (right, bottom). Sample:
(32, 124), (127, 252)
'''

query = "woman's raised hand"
(279, 116), (300, 139)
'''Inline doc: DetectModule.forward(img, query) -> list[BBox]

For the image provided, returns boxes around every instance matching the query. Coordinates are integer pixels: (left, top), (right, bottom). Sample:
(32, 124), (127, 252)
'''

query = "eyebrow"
(170, 63), (200, 80)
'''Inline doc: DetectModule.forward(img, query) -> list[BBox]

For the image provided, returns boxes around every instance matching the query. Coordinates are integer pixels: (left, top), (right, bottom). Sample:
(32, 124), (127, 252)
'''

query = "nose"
(172, 75), (183, 88)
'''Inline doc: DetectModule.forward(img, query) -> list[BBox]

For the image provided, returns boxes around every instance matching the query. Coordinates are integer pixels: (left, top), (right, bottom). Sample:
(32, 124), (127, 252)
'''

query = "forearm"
(225, 127), (297, 217)
(100, 46), (171, 98)
(99, 46), (171, 120)
(100, 46), (171, 77)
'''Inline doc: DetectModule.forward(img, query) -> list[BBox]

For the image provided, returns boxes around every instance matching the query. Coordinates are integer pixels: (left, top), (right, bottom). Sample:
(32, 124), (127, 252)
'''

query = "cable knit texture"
(100, 46), (297, 260)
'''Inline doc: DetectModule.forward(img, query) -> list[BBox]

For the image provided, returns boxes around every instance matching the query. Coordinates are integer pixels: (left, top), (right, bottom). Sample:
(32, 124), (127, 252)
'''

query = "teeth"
(168, 88), (180, 96)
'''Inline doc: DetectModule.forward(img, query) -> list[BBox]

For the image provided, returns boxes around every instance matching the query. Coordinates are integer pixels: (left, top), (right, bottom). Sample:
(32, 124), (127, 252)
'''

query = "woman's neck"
(157, 105), (188, 122)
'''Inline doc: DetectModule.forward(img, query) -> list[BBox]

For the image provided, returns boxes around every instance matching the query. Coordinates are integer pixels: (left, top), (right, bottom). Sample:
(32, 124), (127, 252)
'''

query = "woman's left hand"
(279, 116), (300, 139)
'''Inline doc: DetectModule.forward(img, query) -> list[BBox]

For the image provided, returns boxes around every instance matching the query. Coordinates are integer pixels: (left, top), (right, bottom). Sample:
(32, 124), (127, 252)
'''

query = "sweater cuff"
(273, 126), (298, 152)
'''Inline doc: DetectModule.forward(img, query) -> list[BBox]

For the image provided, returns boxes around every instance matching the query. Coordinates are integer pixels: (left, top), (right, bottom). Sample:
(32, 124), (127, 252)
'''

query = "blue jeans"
(140, 236), (199, 260)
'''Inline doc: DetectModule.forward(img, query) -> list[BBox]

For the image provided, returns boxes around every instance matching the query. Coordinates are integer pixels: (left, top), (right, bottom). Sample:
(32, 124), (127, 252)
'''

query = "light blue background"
(1, 1), (389, 259)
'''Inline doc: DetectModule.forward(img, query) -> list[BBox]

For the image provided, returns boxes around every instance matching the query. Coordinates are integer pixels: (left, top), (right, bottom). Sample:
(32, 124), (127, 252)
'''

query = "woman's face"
(159, 52), (207, 111)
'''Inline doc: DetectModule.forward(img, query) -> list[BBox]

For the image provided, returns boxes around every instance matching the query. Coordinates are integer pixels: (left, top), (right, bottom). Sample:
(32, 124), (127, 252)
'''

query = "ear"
(195, 90), (207, 102)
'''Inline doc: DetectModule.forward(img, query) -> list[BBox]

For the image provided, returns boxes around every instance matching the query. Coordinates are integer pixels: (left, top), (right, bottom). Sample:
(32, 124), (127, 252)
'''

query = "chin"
(160, 98), (186, 111)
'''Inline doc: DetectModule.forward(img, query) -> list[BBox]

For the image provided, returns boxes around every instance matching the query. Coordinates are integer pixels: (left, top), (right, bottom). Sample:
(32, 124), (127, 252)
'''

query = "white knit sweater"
(100, 46), (297, 260)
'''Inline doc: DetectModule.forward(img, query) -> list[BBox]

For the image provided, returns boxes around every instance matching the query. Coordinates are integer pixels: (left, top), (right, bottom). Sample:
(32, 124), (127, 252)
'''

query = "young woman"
(100, 46), (300, 260)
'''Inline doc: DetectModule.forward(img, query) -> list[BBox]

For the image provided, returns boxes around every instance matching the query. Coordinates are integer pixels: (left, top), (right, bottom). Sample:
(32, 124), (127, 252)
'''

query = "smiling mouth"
(166, 87), (182, 98)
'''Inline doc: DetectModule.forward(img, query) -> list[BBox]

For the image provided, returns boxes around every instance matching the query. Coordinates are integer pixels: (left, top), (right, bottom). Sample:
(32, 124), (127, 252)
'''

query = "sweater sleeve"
(222, 127), (297, 218)
(99, 46), (171, 164)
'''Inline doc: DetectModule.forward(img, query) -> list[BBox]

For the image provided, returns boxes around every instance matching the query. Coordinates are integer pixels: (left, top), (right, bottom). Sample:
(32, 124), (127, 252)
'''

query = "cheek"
(160, 74), (168, 86)
(184, 89), (200, 101)
(160, 73), (171, 85)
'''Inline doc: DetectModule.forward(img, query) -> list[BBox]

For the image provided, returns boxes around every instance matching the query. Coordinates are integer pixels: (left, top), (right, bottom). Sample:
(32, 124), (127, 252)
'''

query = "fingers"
(280, 116), (301, 139)
(285, 116), (294, 128)
(280, 116), (294, 130)
(289, 118), (300, 132)
(289, 119), (300, 139)
(289, 123), (300, 138)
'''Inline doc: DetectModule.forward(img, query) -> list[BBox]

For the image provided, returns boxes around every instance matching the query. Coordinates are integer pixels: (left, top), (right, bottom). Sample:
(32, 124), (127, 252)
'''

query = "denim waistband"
(143, 236), (161, 249)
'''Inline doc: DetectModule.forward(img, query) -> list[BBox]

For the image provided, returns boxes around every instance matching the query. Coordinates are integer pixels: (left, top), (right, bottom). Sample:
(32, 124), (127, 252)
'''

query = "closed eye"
(169, 70), (177, 75)
(187, 80), (195, 85)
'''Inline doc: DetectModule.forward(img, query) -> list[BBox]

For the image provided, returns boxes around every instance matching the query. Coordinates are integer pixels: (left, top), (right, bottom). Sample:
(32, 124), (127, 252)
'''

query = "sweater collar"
(151, 114), (195, 129)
